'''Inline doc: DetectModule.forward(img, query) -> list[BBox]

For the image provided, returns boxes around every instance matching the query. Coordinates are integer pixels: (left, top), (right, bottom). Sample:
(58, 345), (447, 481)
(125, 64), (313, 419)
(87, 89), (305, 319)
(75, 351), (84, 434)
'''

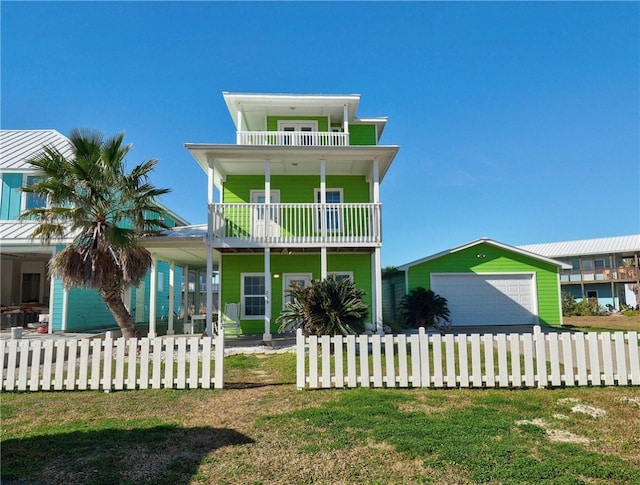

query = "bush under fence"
(295, 327), (640, 389)
(1, 334), (225, 391)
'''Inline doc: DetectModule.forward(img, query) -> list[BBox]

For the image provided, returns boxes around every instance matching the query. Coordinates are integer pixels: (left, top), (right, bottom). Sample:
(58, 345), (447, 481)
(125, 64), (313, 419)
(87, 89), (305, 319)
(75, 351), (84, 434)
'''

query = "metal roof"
(518, 235), (640, 258)
(0, 130), (73, 171)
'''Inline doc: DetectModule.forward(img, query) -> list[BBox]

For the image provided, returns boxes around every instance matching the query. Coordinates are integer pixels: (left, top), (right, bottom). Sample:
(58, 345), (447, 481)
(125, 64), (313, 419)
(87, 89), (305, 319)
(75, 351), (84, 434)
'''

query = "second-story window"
(23, 175), (46, 211)
(315, 188), (343, 232)
(278, 121), (317, 146)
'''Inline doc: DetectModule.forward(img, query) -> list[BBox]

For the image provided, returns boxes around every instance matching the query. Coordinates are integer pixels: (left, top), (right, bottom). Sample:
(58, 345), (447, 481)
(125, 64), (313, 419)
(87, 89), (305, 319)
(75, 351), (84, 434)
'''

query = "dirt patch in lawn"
(561, 314), (640, 332)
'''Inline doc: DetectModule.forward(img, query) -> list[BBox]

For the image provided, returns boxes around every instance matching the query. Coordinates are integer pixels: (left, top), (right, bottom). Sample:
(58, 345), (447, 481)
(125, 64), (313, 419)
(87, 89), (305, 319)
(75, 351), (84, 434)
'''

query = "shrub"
(398, 287), (450, 329)
(276, 274), (368, 336)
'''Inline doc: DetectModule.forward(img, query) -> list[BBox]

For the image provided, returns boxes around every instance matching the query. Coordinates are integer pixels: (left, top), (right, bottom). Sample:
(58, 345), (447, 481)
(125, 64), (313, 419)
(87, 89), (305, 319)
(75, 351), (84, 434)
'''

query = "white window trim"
(314, 188), (343, 233)
(241, 272), (266, 320)
(282, 273), (313, 310)
(277, 120), (318, 131)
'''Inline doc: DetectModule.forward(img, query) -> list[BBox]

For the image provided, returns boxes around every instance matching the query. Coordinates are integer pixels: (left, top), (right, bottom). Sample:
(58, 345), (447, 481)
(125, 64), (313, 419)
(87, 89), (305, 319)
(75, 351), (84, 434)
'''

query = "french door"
(251, 190), (280, 238)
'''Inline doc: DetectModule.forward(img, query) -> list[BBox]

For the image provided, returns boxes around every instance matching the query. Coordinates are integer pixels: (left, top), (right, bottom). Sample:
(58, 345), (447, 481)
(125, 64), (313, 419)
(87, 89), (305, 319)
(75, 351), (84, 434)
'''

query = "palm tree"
(398, 287), (450, 329)
(277, 274), (368, 336)
(21, 129), (170, 339)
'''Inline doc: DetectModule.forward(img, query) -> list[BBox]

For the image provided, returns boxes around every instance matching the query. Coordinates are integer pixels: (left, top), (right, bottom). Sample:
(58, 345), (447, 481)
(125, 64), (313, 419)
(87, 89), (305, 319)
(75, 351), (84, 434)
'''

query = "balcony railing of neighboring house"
(237, 131), (349, 147)
(560, 266), (639, 283)
(209, 202), (381, 246)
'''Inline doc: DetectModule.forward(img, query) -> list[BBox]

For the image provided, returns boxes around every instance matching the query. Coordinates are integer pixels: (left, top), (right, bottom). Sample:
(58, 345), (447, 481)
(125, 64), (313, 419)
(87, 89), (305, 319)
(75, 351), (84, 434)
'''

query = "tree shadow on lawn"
(1, 424), (254, 485)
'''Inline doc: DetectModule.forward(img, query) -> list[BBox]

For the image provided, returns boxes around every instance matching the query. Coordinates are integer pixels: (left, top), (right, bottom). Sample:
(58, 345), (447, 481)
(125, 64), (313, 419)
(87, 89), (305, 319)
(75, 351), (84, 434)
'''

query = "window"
(277, 121), (317, 145)
(315, 188), (343, 232)
(241, 273), (265, 319)
(23, 176), (46, 211)
(21, 273), (40, 302)
(331, 272), (353, 283)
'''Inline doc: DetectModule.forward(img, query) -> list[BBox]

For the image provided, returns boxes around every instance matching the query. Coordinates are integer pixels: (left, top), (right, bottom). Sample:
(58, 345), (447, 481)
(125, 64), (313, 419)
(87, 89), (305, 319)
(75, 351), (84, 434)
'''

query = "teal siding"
(50, 278), (65, 332)
(65, 287), (114, 331)
(1, 173), (23, 220)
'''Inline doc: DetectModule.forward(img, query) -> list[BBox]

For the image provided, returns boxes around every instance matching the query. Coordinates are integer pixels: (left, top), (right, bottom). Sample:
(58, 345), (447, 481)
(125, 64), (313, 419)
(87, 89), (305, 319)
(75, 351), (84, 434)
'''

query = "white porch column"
(167, 260), (175, 335)
(61, 287), (68, 333)
(264, 248), (272, 341)
(48, 247), (57, 334)
(372, 158), (381, 242)
(265, 158), (271, 240)
(205, 247), (214, 336)
(182, 265), (189, 332)
(236, 105), (243, 144)
(149, 254), (158, 338)
(372, 248), (383, 334)
(343, 104), (349, 144)
(320, 159), (328, 279)
(216, 254), (223, 335)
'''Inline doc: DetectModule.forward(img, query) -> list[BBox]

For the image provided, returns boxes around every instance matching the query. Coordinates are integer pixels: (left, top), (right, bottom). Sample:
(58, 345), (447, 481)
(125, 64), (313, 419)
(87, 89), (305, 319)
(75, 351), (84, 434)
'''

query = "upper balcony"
(237, 130), (349, 147)
(560, 266), (639, 283)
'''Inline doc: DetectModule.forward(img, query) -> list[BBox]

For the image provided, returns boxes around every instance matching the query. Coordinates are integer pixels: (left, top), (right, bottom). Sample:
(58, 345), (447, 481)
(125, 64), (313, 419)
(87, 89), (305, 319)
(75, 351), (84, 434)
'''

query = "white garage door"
(431, 274), (537, 326)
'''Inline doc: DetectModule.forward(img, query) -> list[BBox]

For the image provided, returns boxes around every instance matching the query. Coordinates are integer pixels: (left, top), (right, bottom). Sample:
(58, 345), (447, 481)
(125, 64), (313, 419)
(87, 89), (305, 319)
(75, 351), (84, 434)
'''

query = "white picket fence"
(296, 327), (640, 389)
(1, 333), (225, 392)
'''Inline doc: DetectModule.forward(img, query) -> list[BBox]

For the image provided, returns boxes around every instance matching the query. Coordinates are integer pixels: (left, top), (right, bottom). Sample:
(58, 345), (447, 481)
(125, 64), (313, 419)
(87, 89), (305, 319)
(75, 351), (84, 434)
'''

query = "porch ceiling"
(184, 144), (399, 186)
(141, 226), (214, 269)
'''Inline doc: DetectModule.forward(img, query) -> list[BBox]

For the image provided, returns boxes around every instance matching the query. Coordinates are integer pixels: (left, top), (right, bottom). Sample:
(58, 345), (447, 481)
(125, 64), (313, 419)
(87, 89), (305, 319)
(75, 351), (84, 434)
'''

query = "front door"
(251, 190), (280, 238)
(283, 273), (312, 309)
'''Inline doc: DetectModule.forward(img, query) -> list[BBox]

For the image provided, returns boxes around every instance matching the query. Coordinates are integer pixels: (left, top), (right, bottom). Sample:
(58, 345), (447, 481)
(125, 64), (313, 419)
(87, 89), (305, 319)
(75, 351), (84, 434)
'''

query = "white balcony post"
(265, 159), (271, 239)
(320, 159), (326, 241)
(372, 248), (383, 335)
(343, 104), (349, 144)
(264, 248), (272, 341)
(167, 260), (175, 335)
(149, 254), (158, 338)
(236, 105), (243, 144)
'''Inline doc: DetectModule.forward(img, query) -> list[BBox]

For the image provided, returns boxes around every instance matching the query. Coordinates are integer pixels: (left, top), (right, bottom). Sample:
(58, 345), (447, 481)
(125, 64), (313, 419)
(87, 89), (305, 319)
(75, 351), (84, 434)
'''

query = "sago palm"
(277, 274), (368, 336)
(21, 128), (170, 339)
(398, 287), (450, 329)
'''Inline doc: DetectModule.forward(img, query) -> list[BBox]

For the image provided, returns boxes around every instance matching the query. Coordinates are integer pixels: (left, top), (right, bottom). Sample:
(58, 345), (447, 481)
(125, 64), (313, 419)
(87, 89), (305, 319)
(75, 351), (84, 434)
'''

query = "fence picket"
(510, 334), (522, 388)
(372, 335), (383, 387)
(127, 338), (138, 390)
(203, 337), (213, 389)
(114, 338), (126, 391)
(419, 328), (430, 388)
(189, 337), (199, 389)
(613, 332), (628, 385)
(548, 333), (561, 387)
(334, 335), (344, 388)
(176, 338), (187, 389)
(384, 334), (396, 387)
(78, 339), (90, 390)
(409, 334), (421, 387)
(470, 333), (482, 387)
(561, 332), (575, 386)
(397, 334), (409, 387)
(497, 333), (509, 388)
(534, 327), (547, 388)
(5, 340), (18, 391)
(53, 341), (66, 390)
(139, 338), (150, 389)
(90, 339), (102, 390)
(483, 334), (495, 387)
(346, 335), (357, 388)
(445, 334), (456, 388)
(321, 335), (331, 388)
(628, 332), (640, 385)
(309, 335), (318, 388)
(17, 340), (30, 391)
(30, 340), (43, 391)
(164, 337), (175, 389)
(574, 333), (588, 386)
(587, 332), (602, 386)
(358, 334), (370, 387)
(522, 333), (534, 387)
(601, 333), (615, 386)
(66, 340), (79, 390)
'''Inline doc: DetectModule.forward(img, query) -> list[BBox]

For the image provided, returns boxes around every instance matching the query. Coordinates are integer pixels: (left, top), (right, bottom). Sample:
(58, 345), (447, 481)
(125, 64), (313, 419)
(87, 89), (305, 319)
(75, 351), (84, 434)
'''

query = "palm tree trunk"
(100, 282), (139, 339)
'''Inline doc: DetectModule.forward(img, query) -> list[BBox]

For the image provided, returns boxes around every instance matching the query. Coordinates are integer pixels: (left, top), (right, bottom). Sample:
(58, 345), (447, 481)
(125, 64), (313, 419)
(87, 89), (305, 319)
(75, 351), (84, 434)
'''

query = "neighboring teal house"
(519, 235), (640, 310)
(0, 129), (189, 333)
(397, 238), (571, 328)
(177, 92), (399, 339)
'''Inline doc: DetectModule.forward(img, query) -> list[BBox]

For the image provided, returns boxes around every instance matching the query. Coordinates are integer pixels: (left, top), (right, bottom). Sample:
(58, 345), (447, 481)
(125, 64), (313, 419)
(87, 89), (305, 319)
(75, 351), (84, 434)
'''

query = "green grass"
(2, 352), (639, 484)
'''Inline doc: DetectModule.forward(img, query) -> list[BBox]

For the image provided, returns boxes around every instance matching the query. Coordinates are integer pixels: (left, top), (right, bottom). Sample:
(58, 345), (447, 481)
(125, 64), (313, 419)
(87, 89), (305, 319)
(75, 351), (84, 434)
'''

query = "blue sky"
(2, 1), (638, 267)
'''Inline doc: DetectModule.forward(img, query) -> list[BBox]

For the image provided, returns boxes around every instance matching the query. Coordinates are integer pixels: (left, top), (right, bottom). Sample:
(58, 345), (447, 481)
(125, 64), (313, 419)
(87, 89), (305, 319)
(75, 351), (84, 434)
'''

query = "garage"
(431, 273), (537, 326)
(397, 238), (570, 327)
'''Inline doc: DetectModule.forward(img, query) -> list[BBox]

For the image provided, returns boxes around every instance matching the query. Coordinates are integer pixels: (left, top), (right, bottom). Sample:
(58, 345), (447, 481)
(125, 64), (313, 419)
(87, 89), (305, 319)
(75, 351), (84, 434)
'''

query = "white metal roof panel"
(518, 235), (640, 258)
(0, 220), (75, 245)
(0, 130), (73, 171)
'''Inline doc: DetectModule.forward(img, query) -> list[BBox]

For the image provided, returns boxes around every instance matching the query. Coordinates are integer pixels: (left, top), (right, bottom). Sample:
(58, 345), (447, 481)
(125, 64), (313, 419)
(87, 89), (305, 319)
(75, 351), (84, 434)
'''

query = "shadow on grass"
(1, 424), (254, 485)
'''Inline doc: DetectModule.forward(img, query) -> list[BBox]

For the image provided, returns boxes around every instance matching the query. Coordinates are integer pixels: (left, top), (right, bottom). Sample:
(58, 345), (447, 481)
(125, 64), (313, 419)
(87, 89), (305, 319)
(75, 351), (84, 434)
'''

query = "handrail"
(237, 131), (348, 147)
(209, 202), (381, 244)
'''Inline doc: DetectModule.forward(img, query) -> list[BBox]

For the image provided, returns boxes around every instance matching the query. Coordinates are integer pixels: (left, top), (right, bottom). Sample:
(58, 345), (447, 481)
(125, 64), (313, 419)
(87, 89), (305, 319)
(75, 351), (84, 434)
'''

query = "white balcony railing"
(237, 131), (348, 147)
(209, 202), (381, 246)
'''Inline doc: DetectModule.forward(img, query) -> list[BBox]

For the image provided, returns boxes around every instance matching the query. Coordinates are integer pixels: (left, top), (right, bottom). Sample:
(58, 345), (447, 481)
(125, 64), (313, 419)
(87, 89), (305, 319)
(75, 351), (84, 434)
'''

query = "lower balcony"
(209, 202), (381, 247)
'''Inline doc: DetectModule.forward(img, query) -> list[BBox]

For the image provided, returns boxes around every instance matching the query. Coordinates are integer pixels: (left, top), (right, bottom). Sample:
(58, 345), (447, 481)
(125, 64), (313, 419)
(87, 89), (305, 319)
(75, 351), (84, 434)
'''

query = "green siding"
(349, 124), (377, 146)
(267, 116), (329, 132)
(221, 252), (373, 334)
(1, 173), (23, 220)
(407, 243), (562, 325)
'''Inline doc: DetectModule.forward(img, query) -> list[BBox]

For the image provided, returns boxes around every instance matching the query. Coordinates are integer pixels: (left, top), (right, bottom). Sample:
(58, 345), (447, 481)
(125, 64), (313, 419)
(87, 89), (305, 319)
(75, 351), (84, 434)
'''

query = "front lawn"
(2, 353), (639, 484)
